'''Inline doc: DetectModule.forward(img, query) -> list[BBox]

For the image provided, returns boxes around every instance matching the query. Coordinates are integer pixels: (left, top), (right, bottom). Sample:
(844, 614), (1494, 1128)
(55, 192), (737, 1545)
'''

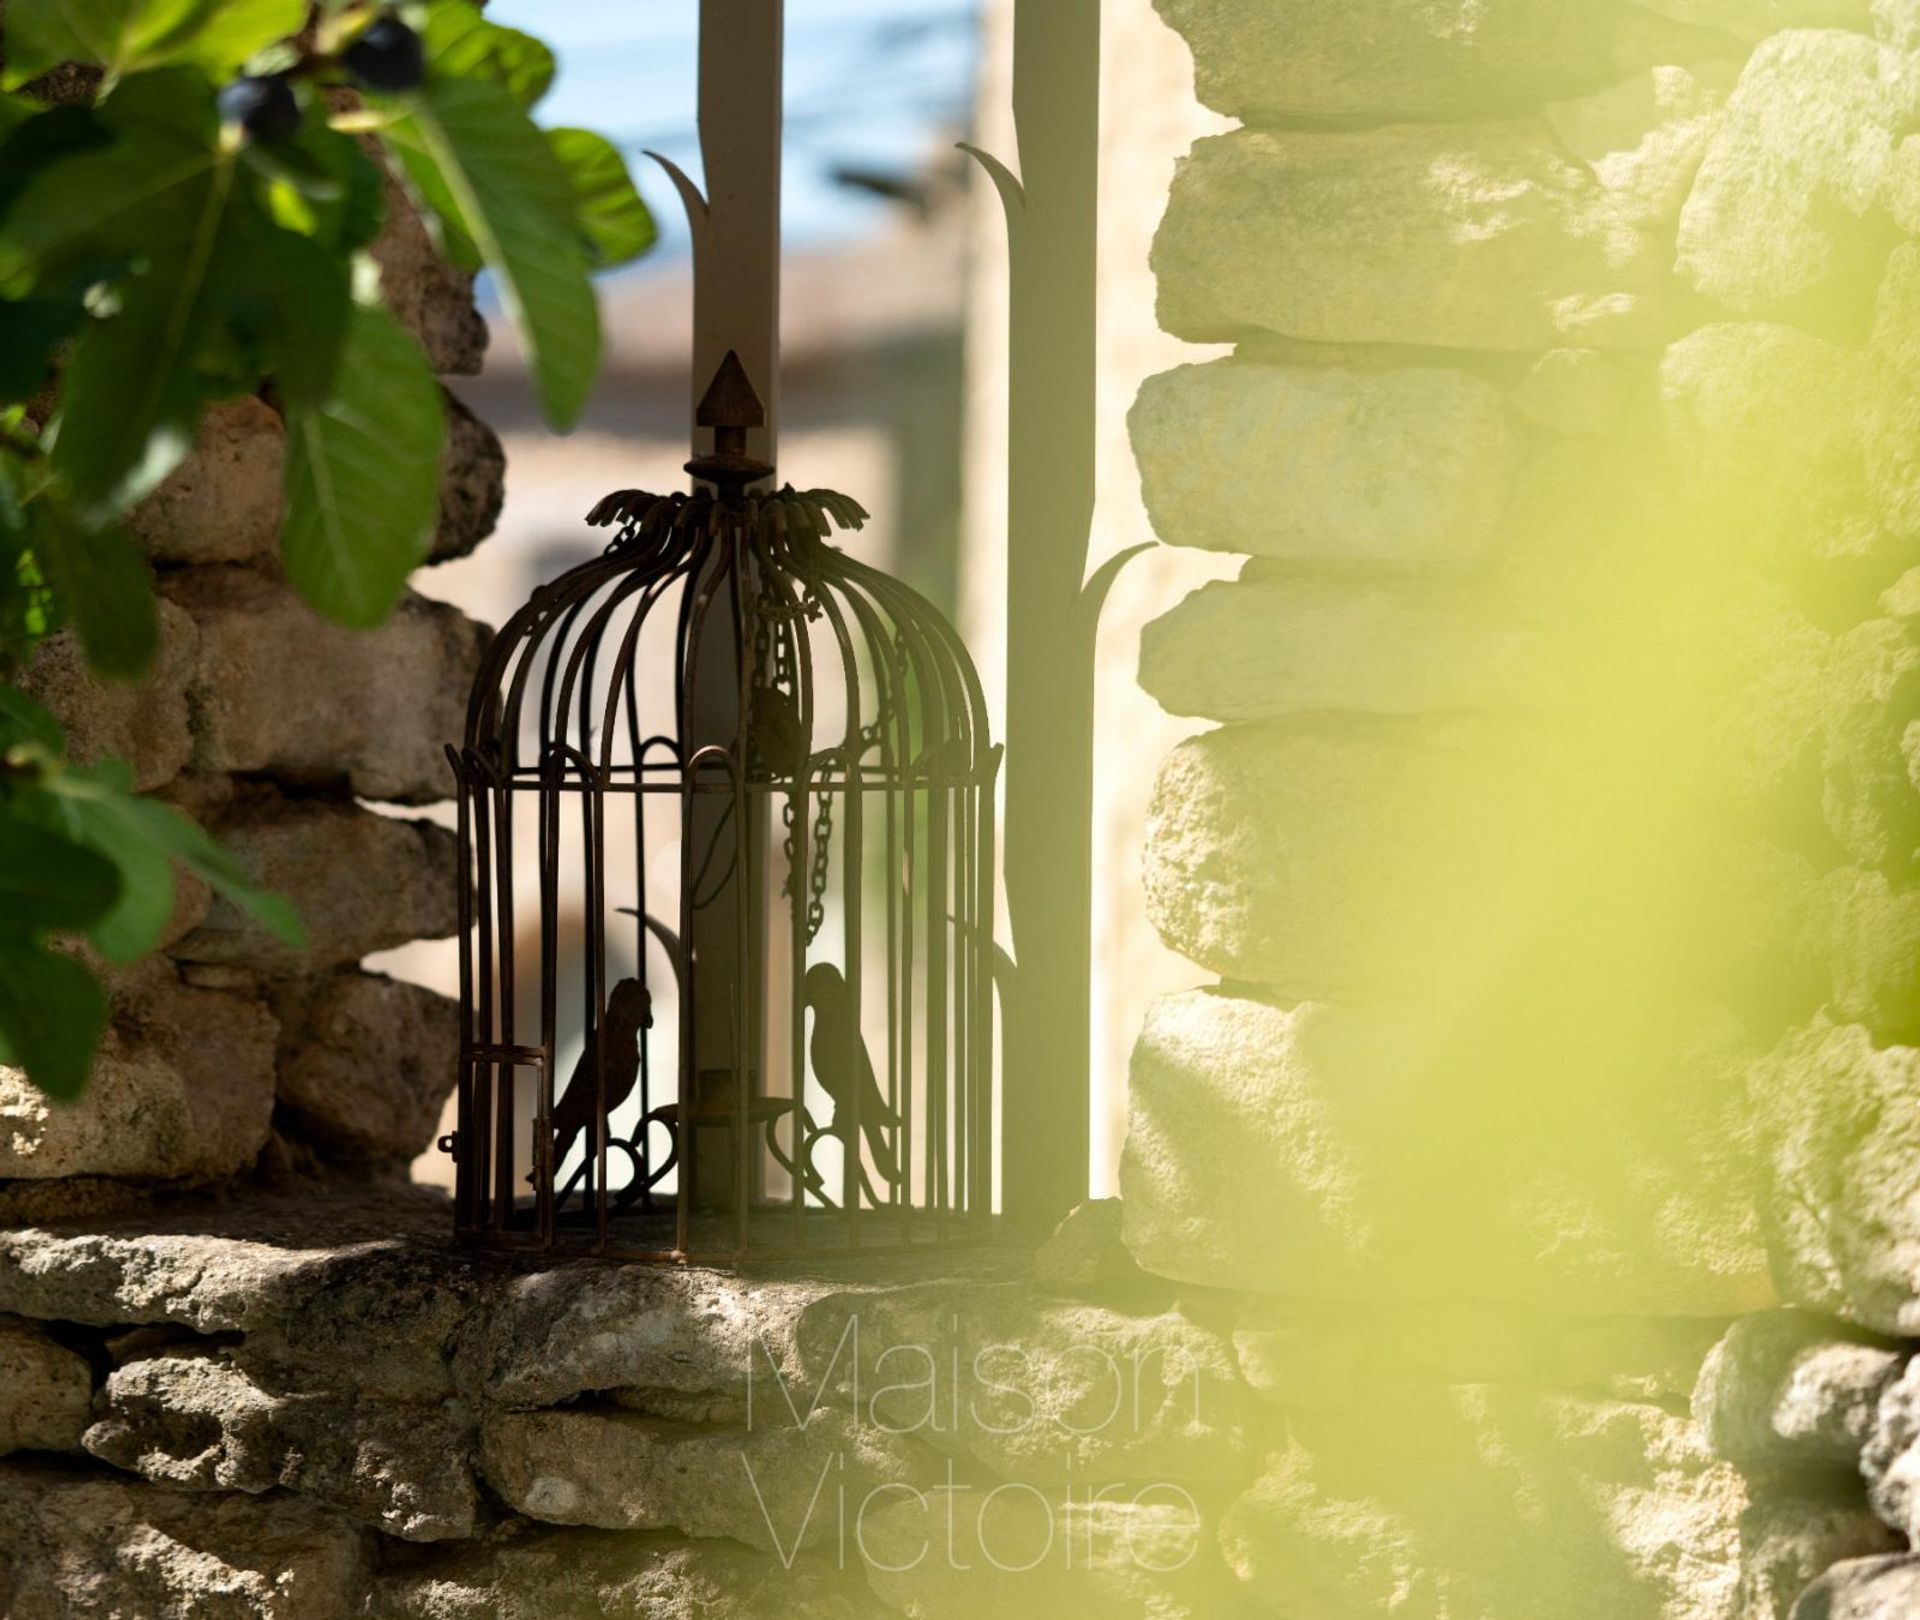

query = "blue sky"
(491, 0), (982, 255)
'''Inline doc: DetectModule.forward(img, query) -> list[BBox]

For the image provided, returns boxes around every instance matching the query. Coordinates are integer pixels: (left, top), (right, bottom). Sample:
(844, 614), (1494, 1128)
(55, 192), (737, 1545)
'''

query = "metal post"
(969, 1), (1102, 1227)
(683, 1), (783, 1216)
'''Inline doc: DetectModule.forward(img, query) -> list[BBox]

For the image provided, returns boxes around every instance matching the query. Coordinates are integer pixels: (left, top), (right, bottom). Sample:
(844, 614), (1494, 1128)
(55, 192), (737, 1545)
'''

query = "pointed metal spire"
(685, 350), (774, 493)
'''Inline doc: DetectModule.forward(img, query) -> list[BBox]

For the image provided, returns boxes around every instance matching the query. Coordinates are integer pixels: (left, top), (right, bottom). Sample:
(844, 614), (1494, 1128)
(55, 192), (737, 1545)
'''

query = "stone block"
(365, 1527), (893, 1620)
(1221, 1392), (1746, 1620)
(273, 970), (457, 1166)
(1121, 989), (1772, 1313)
(1751, 1022), (1920, 1335)
(1692, 1309), (1903, 1471)
(1142, 717), (1552, 995)
(84, 1347), (476, 1541)
(1139, 576), (1542, 723)
(1234, 1301), (1726, 1414)
(125, 395), (283, 566)
(0, 965), (277, 1183)
(1677, 31), (1920, 318)
(790, 1280), (1254, 1484)
(370, 166), (486, 376)
(0, 1317), (92, 1455)
(1861, 1356), (1920, 1539)
(858, 1483), (1235, 1620)
(1030, 1198), (1163, 1300)
(478, 1405), (934, 1555)
(1738, 1497), (1903, 1620)
(1545, 61), (1740, 226)
(432, 389), (505, 563)
(1658, 323), (1899, 589)
(1789, 1554), (1920, 1618)
(1822, 618), (1920, 875)
(455, 1262), (831, 1419)
(170, 794), (459, 976)
(18, 596), (198, 789)
(1153, 124), (1690, 350)
(1153, 0), (1732, 122)
(161, 569), (485, 805)
(1129, 358), (1520, 567)
(0, 1461), (368, 1620)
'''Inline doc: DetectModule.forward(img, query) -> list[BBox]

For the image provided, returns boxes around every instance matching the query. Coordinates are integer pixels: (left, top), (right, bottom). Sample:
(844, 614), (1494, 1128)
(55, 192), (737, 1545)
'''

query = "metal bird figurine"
(550, 977), (653, 1173)
(803, 962), (900, 1186)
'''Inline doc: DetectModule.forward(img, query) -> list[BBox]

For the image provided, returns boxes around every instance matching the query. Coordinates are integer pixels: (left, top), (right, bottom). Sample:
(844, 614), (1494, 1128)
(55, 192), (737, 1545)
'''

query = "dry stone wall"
(5, 159), (497, 1206)
(1124, 0), (1920, 1615)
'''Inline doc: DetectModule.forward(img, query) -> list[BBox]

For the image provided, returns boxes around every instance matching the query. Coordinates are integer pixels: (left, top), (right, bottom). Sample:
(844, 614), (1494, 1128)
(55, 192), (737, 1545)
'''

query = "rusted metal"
(447, 356), (1000, 1263)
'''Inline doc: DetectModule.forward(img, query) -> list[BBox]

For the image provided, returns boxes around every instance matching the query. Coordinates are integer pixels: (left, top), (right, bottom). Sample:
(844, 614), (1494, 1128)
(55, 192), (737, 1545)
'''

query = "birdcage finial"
(687, 350), (774, 492)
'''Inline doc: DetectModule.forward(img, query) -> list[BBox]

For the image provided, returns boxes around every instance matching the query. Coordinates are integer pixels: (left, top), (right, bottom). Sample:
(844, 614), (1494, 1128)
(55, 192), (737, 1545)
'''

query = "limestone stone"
(273, 971), (458, 1166)
(1751, 1022), (1920, 1335)
(160, 570), (484, 805)
(858, 1483), (1234, 1620)
(1692, 1310), (1902, 1470)
(790, 1280), (1254, 1484)
(478, 1405), (934, 1555)
(456, 1262), (835, 1418)
(1030, 1198), (1162, 1300)
(1154, 0), (1733, 122)
(370, 166), (485, 376)
(1234, 1301), (1726, 1414)
(1121, 989), (1772, 1313)
(1678, 32), (1920, 317)
(1140, 576), (1542, 723)
(1129, 358), (1519, 566)
(0, 1317), (92, 1455)
(1870, 242), (1920, 373)
(1738, 1497), (1903, 1620)
(0, 1460), (368, 1619)
(84, 1348), (476, 1541)
(1545, 62), (1740, 226)
(1814, 866), (1920, 1035)
(1790, 1554), (1920, 1618)
(1154, 124), (1691, 350)
(432, 391), (505, 563)
(1659, 323), (1888, 582)
(1860, 1355), (1920, 1537)
(1222, 1392), (1746, 1620)
(19, 597), (198, 789)
(0, 966), (277, 1182)
(366, 1526), (893, 1620)
(171, 794), (459, 976)
(1822, 618), (1920, 875)
(125, 396), (284, 566)
(1142, 717), (1552, 995)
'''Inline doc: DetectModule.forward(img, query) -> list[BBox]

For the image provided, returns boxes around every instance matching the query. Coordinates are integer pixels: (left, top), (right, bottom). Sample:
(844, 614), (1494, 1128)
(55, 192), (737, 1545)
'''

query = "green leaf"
(421, 0), (555, 109)
(46, 760), (306, 952)
(546, 127), (654, 270)
(0, 937), (107, 1098)
(282, 302), (444, 627)
(0, 683), (62, 754)
(225, 194), (351, 409)
(30, 500), (156, 680)
(0, 813), (121, 931)
(378, 74), (599, 428)
(0, 295), (84, 403)
(1, 0), (304, 86)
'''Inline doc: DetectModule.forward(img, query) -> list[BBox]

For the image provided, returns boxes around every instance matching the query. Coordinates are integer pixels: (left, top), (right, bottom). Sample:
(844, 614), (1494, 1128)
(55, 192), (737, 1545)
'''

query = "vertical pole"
(998, 0), (1099, 1228)
(684, 2), (783, 1218)
(694, 2), (782, 466)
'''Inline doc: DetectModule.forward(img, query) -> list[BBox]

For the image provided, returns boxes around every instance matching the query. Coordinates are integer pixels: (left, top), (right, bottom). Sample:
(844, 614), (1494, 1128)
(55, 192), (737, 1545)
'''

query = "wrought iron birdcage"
(446, 355), (1000, 1261)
